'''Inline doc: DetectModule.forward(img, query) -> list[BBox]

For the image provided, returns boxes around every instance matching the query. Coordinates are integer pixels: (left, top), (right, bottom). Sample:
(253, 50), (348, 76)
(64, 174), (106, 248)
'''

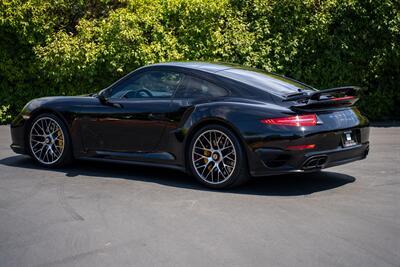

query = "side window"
(176, 76), (228, 99)
(109, 71), (184, 99)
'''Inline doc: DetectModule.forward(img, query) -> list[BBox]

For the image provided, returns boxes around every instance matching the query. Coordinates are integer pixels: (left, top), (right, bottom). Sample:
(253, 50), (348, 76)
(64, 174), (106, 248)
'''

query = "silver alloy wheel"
(192, 129), (237, 184)
(29, 117), (65, 165)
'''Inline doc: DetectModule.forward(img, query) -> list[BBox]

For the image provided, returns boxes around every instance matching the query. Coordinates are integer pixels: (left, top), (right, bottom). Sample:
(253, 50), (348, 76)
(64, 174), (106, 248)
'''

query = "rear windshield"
(219, 68), (317, 96)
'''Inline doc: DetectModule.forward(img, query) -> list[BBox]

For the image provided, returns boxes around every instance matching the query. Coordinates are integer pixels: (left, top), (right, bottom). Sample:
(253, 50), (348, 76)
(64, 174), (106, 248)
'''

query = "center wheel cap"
(45, 138), (50, 144)
(212, 153), (220, 161)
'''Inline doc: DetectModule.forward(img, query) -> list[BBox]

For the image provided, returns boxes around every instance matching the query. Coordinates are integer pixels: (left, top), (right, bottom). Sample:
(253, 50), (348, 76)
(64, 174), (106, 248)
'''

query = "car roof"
(149, 61), (238, 74)
(146, 61), (315, 97)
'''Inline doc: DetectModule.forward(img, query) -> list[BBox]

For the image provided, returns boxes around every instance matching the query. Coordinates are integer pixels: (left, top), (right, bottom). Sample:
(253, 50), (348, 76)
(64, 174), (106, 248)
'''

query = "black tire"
(188, 124), (250, 189)
(27, 113), (73, 167)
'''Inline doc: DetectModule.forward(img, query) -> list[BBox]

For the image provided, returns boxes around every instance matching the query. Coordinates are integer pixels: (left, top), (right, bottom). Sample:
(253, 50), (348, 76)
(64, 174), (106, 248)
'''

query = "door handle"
(111, 102), (123, 108)
(148, 113), (163, 120)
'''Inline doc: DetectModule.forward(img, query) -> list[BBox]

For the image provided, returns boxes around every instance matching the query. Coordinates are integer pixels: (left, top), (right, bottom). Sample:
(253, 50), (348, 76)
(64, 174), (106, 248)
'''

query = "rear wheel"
(28, 113), (73, 167)
(188, 125), (249, 189)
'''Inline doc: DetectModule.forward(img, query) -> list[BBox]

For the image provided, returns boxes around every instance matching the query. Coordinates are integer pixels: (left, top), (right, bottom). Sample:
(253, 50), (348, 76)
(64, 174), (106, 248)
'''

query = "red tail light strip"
(261, 114), (317, 127)
(331, 96), (355, 101)
(286, 144), (316, 151)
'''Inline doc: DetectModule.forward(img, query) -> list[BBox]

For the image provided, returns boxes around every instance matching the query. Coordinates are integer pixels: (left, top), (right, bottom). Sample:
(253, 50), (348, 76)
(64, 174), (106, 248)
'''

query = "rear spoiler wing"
(284, 86), (360, 111)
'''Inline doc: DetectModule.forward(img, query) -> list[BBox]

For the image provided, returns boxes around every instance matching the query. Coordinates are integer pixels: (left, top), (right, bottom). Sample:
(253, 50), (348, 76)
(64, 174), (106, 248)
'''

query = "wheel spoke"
(40, 120), (46, 134)
(205, 132), (212, 148)
(221, 146), (232, 151)
(217, 164), (227, 179)
(194, 145), (210, 152)
(33, 145), (44, 155)
(225, 155), (235, 162)
(201, 162), (211, 177)
(205, 165), (214, 181)
(39, 146), (46, 160)
(31, 141), (42, 150)
(222, 137), (228, 149)
(44, 149), (48, 162)
(216, 133), (223, 150)
(197, 137), (208, 150)
(194, 152), (207, 158)
(196, 162), (208, 168)
(52, 145), (61, 157)
(45, 121), (51, 134)
(194, 157), (205, 163)
(224, 151), (235, 161)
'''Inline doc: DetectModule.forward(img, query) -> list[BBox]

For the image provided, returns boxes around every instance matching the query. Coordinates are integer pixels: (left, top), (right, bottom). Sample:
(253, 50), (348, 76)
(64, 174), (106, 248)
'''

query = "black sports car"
(10, 62), (370, 188)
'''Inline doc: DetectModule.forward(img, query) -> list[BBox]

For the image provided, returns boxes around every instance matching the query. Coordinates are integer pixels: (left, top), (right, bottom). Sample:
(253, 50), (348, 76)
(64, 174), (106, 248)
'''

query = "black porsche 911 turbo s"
(10, 62), (370, 188)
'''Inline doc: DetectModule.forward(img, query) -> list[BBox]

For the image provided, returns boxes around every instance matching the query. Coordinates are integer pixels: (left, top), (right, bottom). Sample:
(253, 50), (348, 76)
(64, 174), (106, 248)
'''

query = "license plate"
(342, 131), (357, 147)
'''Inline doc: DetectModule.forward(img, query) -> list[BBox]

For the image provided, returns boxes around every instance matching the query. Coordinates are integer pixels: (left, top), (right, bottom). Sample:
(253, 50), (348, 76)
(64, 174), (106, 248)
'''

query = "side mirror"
(97, 93), (108, 104)
(96, 93), (122, 108)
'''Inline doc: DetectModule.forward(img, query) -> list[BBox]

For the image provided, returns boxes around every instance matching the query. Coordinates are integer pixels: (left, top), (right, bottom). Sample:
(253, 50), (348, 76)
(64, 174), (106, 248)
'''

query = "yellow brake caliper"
(57, 129), (63, 148)
(204, 150), (210, 164)
(204, 150), (213, 171)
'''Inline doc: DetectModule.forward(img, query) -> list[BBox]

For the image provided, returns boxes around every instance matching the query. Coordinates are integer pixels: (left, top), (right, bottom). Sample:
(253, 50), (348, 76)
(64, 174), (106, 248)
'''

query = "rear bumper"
(247, 120), (370, 178)
(250, 142), (369, 177)
(10, 144), (26, 154)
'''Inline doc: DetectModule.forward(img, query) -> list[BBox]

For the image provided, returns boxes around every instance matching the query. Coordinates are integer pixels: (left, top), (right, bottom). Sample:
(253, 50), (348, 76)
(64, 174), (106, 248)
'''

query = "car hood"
(24, 96), (97, 112)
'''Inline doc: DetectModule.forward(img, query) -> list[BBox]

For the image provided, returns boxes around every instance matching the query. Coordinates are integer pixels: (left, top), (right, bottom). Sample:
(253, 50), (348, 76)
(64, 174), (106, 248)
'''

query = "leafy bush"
(0, 0), (399, 123)
(0, 105), (12, 124)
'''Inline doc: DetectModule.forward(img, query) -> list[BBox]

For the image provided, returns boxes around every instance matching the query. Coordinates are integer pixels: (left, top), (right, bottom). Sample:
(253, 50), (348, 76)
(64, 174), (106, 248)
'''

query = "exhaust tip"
(302, 156), (328, 170)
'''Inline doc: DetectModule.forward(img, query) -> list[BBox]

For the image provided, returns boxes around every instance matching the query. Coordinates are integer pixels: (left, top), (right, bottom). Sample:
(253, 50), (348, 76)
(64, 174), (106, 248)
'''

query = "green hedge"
(1, 0), (399, 123)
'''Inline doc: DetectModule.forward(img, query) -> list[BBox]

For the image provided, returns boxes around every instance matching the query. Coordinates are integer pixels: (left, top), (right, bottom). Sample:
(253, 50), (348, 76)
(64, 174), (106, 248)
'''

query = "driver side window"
(109, 70), (184, 99)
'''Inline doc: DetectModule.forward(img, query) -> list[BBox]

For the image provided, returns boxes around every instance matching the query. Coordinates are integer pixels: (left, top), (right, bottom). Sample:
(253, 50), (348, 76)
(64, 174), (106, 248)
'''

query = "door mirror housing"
(97, 93), (108, 104)
(97, 91), (122, 108)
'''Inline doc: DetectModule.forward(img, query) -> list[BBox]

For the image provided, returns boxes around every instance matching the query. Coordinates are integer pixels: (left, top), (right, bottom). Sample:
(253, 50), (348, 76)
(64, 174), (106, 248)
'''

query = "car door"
(81, 69), (185, 153)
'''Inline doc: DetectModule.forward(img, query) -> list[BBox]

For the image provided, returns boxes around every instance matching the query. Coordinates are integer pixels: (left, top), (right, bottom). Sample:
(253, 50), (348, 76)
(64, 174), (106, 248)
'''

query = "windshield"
(219, 68), (317, 96)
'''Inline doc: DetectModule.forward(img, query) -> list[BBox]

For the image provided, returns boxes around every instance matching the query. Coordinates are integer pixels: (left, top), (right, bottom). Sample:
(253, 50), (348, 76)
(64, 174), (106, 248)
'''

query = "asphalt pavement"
(0, 125), (399, 267)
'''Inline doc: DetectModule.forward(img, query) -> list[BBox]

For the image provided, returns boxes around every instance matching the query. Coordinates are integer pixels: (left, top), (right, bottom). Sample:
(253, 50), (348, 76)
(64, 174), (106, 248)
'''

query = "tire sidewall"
(188, 124), (248, 189)
(27, 113), (72, 167)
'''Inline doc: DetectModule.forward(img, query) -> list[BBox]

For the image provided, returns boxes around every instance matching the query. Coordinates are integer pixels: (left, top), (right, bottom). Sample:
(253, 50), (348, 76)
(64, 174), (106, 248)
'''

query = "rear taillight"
(331, 96), (355, 101)
(261, 114), (317, 127)
(286, 144), (316, 150)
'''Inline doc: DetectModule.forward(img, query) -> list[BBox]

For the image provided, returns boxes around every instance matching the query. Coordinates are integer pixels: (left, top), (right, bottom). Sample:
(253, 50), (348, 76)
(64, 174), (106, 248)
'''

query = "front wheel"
(188, 125), (249, 189)
(27, 113), (73, 167)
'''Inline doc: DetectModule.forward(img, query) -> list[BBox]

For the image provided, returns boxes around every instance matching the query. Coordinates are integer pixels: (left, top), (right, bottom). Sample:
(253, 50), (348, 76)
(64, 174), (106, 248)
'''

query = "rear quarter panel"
(163, 101), (369, 173)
